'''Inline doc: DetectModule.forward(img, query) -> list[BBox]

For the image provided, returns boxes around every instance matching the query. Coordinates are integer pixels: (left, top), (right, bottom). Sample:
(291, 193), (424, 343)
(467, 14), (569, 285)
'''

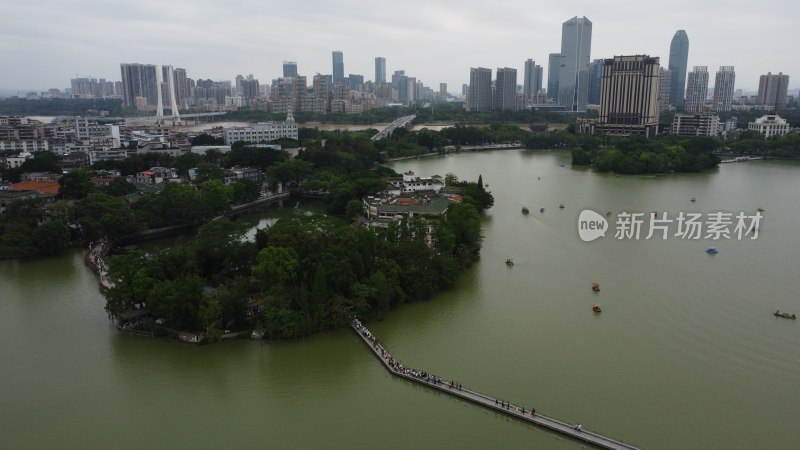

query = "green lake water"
(1, 150), (798, 449)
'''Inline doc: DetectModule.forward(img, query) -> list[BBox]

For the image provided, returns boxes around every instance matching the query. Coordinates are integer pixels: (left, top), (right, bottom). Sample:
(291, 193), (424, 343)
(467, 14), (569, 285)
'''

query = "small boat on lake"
(592, 282), (600, 292)
(559, 203), (565, 209)
(522, 207), (529, 214)
(506, 258), (514, 266)
(691, 197), (696, 202)
(592, 304), (602, 313)
(774, 310), (796, 319)
(757, 207), (765, 212)
(539, 207), (545, 213)
(706, 247), (719, 254)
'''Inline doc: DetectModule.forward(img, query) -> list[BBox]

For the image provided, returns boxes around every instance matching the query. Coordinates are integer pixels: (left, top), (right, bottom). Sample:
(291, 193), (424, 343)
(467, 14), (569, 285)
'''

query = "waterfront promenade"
(352, 319), (642, 450)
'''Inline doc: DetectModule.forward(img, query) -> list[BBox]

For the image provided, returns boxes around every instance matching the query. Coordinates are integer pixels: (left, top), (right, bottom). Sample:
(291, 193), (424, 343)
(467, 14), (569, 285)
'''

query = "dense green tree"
(199, 179), (232, 217)
(104, 177), (137, 197)
(75, 192), (140, 240)
(58, 168), (96, 199)
(230, 179), (260, 204)
(32, 220), (71, 255)
(190, 133), (225, 146)
(196, 162), (224, 181)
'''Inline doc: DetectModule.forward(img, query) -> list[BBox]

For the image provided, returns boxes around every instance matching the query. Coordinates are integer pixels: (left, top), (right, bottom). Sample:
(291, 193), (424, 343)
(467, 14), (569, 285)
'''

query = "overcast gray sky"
(2, 0), (797, 93)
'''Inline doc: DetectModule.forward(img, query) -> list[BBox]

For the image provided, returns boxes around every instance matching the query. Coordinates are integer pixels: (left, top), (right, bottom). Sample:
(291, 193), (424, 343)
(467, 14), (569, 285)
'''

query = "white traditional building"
(222, 111), (298, 145)
(747, 114), (790, 138)
(386, 171), (445, 194)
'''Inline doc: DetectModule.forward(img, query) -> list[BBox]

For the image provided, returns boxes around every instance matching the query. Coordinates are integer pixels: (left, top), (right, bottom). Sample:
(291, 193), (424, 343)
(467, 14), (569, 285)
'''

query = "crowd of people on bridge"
(352, 317), (539, 419)
(353, 318), (446, 385)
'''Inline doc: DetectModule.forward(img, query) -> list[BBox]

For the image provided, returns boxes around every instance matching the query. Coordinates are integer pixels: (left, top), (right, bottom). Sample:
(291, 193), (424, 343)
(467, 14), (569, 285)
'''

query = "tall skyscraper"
(348, 74), (364, 92)
(588, 59), (604, 105)
(439, 83), (448, 97)
(119, 63), (158, 108)
(668, 30), (690, 109)
(495, 67), (518, 111)
(547, 53), (561, 101)
(684, 66), (709, 113)
(283, 61), (298, 78)
(391, 70), (405, 90)
(558, 16), (592, 112)
(658, 68), (672, 111)
(173, 67), (188, 106)
(712, 66), (735, 112)
(375, 57), (386, 84)
(468, 67), (492, 112)
(584, 55), (660, 137)
(332, 51), (344, 84)
(398, 76), (416, 106)
(756, 72), (790, 110)
(523, 59), (542, 100)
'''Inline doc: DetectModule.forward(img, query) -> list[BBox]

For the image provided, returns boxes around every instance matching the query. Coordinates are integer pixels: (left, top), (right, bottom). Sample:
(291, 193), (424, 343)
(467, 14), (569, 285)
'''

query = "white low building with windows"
(748, 115), (790, 138)
(222, 112), (298, 145)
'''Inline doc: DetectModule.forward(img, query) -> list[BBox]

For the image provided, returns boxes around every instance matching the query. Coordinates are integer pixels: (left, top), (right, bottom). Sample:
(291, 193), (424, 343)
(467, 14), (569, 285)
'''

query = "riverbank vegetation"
(571, 135), (721, 174)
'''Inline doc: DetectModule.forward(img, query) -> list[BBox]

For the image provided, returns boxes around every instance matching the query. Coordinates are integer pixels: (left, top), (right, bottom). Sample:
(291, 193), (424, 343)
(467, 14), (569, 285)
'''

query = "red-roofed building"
(9, 180), (60, 200)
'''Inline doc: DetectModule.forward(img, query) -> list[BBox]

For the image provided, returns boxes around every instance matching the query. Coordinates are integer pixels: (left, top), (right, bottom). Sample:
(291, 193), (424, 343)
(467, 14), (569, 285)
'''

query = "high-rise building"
(119, 63), (158, 108)
(312, 74), (329, 98)
(398, 76), (416, 106)
(523, 59), (542, 100)
(240, 79), (260, 101)
(588, 59), (604, 105)
(348, 74), (364, 92)
(495, 68), (518, 111)
(756, 72), (790, 110)
(375, 57), (386, 84)
(283, 61), (298, 78)
(173, 68), (188, 106)
(583, 55), (660, 137)
(439, 83), (448, 97)
(235, 75), (245, 95)
(332, 51), (344, 84)
(462, 84), (469, 97)
(668, 30), (690, 109)
(558, 16), (592, 112)
(391, 70), (405, 91)
(712, 66), (735, 112)
(547, 53), (561, 101)
(658, 68), (672, 111)
(684, 66), (709, 113)
(468, 67), (492, 112)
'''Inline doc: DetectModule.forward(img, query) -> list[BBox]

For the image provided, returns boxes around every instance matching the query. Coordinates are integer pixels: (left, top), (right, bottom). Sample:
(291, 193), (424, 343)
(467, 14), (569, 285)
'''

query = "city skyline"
(1, 0), (799, 93)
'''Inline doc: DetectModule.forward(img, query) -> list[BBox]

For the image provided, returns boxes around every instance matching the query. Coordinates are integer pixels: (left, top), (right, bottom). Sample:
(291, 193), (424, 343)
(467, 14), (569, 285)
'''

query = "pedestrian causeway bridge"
(352, 319), (642, 450)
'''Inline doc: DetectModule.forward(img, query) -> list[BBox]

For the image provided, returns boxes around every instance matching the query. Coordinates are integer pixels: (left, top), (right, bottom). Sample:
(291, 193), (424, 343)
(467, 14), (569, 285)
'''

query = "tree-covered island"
(89, 128), (494, 341)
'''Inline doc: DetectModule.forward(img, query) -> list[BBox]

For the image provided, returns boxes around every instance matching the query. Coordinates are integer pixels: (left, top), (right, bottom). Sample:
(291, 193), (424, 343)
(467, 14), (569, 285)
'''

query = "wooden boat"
(592, 282), (600, 292)
(774, 310), (796, 319)
(691, 197), (696, 202)
(592, 304), (602, 313)
(522, 207), (529, 214)
(559, 203), (565, 209)
(506, 258), (514, 266)
(756, 207), (765, 212)
(706, 247), (718, 254)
